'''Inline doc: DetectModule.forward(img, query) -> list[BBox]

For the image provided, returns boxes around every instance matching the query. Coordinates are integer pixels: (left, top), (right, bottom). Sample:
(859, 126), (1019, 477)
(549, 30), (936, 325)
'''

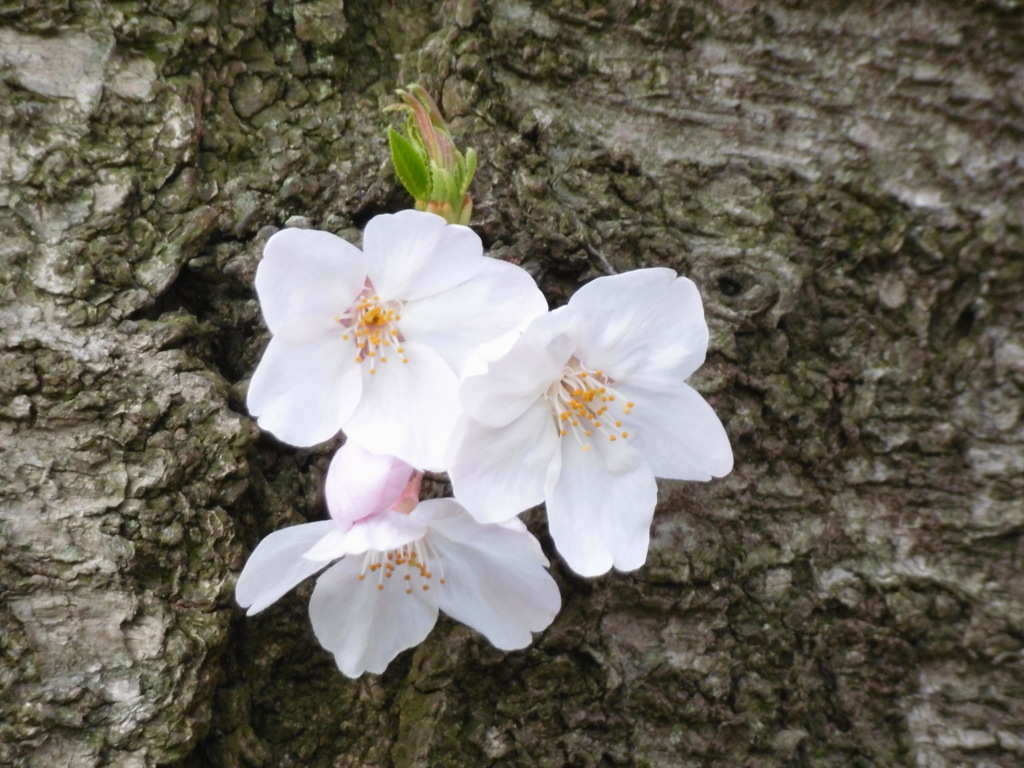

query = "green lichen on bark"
(2, 1), (1024, 767)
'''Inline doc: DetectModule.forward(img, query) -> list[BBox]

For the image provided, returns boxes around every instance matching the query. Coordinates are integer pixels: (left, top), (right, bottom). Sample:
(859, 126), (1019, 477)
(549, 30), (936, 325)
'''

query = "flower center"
(546, 359), (634, 453)
(356, 539), (446, 594)
(334, 286), (408, 374)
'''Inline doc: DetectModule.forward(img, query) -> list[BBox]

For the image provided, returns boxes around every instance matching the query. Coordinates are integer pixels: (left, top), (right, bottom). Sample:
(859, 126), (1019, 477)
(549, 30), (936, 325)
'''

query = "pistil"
(334, 287), (408, 373)
(356, 539), (446, 594)
(546, 360), (633, 452)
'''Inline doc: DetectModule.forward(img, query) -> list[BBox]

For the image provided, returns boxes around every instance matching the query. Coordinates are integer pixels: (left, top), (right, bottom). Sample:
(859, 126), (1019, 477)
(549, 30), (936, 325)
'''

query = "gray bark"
(2, 1), (1023, 767)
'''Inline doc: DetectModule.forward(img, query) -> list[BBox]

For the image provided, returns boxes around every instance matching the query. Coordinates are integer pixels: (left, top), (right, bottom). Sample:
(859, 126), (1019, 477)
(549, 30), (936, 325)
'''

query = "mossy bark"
(2, 1), (1023, 767)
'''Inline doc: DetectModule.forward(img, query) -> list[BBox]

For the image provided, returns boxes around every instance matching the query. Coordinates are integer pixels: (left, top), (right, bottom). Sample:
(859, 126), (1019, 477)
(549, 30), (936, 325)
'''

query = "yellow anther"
(386, 572), (392, 578)
(596, 370), (603, 376)
(397, 346), (404, 353)
(380, 357), (388, 362)
(358, 574), (365, 581)
(422, 584), (429, 591)
(571, 420), (578, 427)
(391, 329), (398, 336)
(560, 413), (569, 421)
(560, 429), (567, 436)
(372, 295), (379, 300)
(369, 351), (376, 357)
(363, 306), (386, 325)
(585, 430), (592, 436)
(580, 372), (587, 378)
(377, 584), (384, 590)
(627, 401), (634, 407)
(404, 574), (411, 580)
(594, 422), (602, 428)
(406, 588), (413, 594)
(369, 368), (376, 374)
(609, 435), (617, 442)
(402, 358), (408, 363)
(622, 431), (628, 438)
(582, 445), (591, 452)
(355, 357), (361, 363)
(383, 340), (390, 346)
(616, 421), (622, 427)
(440, 578), (445, 584)
(342, 334), (349, 340)
(609, 395), (615, 401)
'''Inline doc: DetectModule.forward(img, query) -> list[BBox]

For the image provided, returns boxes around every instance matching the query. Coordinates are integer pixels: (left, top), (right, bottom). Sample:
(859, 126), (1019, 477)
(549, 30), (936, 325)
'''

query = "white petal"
(460, 328), (524, 382)
(310, 554), (439, 678)
(569, 269), (709, 389)
(235, 521), (336, 615)
(614, 382), (733, 480)
(246, 319), (362, 447)
(303, 509), (428, 561)
(325, 442), (414, 529)
(363, 210), (484, 301)
(545, 433), (658, 577)
(256, 228), (368, 334)
(447, 401), (559, 523)
(460, 306), (582, 428)
(400, 258), (548, 376)
(342, 340), (460, 471)
(413, 500), (560, 650)
(413, 499), (547, 565)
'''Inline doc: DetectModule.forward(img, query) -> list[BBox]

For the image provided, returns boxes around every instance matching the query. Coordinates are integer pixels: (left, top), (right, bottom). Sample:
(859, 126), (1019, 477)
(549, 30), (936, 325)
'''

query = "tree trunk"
(2, 1), (1023, 766)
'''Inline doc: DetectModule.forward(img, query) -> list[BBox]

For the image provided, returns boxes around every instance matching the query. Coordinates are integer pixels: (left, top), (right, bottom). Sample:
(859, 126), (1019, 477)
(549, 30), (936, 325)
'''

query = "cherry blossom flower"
(235, 442), (560, 678)
(246, 210), (547, 470)
(447, 268), (733, 577)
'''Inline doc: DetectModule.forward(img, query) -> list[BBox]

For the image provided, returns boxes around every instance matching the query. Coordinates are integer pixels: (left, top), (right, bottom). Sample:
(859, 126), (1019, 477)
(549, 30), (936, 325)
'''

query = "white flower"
(447, 268), (733, 577)
(245, 210), (547, 470)
(235, 442), (561, 678)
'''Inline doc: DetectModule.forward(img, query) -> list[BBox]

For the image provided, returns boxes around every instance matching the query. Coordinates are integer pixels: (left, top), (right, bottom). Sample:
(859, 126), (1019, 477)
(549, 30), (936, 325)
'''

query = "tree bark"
(2, 1), (1023, 767)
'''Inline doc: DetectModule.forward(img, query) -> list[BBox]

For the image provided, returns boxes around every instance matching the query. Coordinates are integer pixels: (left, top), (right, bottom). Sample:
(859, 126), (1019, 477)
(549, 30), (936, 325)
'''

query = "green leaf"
(430, 163), (452, 205)
(388, 127), (431, 201)
(460, 148), (477, 197)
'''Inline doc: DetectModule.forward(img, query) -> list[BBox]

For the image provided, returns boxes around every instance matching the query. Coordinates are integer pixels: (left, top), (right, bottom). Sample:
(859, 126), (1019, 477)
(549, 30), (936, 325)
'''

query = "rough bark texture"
(2, 0), (1024, 766)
